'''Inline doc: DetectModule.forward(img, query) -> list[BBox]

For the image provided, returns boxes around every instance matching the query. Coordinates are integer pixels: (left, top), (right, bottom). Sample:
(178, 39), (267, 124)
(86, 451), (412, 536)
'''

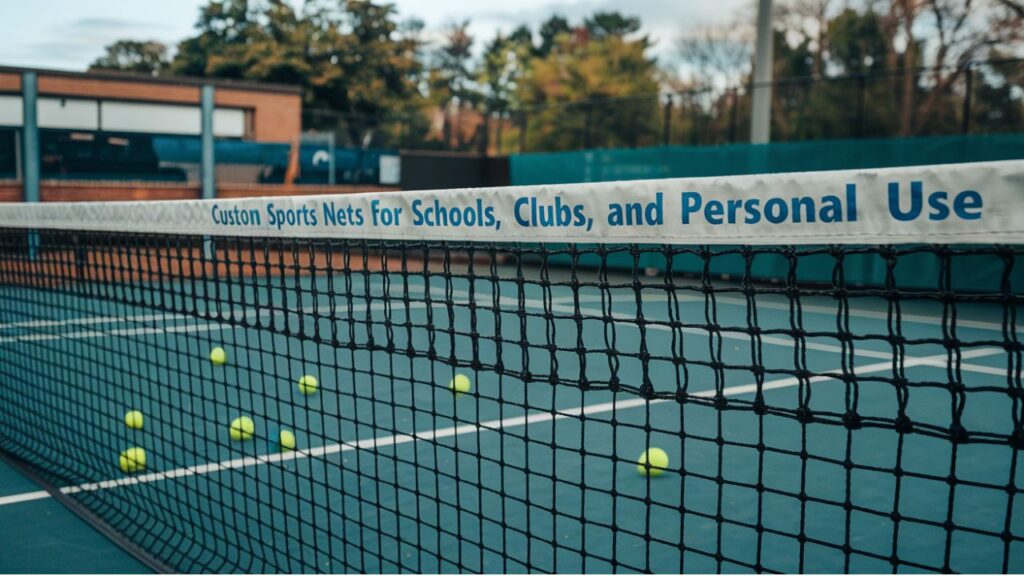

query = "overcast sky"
(0, 0), (747, 72)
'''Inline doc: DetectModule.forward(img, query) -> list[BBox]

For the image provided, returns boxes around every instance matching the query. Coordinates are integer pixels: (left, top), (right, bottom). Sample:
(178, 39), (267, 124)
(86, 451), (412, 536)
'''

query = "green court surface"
(0, 259), (1022, 573)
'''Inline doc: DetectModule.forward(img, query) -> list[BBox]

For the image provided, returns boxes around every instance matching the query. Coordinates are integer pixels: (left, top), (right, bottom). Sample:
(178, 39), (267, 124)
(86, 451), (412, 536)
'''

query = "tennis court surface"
(0, 163), (1023, 573)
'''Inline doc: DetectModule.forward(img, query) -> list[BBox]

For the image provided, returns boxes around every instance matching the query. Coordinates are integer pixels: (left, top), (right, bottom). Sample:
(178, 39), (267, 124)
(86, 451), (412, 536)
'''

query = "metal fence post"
(662, 95), (673, 146)
(856, 75), (867, 138)
(21, 72), (38, 204)
(327, 131), (336, 185)
(22, 72), (39, 259)
(961, 62), (974, 135)
(479, 112), (490, 156)
(690, 95), (699, 145)
(201, 85), (216, 200)
(583, 104), (593, 150)
(729, 88), (739, 144)
(496, 111), (504, 156)
(200, 84), (216, 261)
(518, 111), (528, 153)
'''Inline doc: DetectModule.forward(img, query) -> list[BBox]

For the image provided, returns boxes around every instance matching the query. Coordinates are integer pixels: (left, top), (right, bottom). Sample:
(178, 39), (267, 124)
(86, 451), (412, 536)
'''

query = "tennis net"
(0, 162), (1022, 573)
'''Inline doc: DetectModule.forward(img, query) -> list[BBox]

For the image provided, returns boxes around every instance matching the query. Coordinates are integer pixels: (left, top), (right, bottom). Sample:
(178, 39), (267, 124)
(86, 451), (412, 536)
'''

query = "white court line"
(0, 284), (430, 331)
(0, 299), (449, 344)
(443, 290), (1007, 377)
(0, 313), (185, 330)
(0, 347), (999, 508)
(549, 292), (1018, 334)
(0, 286), (1005, 377)
(2, 278), (1010, 337)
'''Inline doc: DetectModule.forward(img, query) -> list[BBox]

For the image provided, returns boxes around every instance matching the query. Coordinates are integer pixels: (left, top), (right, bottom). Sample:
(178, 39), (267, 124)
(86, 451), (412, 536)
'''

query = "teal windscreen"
(509, 133), (1024, 185)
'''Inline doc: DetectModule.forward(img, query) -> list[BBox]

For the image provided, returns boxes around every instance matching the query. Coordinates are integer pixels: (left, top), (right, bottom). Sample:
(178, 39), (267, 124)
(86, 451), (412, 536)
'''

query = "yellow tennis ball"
(448, 374), (471, 394)
(279, 430), (296, 452)
(229, 416), (255, 441)
(210, 347), (227, 366)
(637, 447), (669, 477)
(124, 410), (144, 430)
(298, 375), (318, 395)
(119, 447), (146, 474)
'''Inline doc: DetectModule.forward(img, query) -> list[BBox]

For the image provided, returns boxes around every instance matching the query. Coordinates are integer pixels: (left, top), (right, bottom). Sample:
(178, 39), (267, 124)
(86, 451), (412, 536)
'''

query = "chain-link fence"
(301, 58), (1023, 154)
(2, 59), (1018, 189)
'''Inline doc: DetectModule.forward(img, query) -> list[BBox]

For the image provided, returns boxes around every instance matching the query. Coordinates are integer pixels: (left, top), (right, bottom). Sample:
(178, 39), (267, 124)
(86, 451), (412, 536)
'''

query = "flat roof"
(0, 65), (303, 95)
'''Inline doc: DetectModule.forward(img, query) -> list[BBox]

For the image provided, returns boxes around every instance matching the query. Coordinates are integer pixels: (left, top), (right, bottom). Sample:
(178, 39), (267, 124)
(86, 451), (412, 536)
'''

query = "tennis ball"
(449, 374), (471, 394)
(210, 347), (227, 366)
(637, 447), (669, 477)
(298, 375), (318, 395)
(124, 410), (144, 430)
(119, 447), (146, 474)
(229, 416), (255, 441)
(279, 429), (297, 452)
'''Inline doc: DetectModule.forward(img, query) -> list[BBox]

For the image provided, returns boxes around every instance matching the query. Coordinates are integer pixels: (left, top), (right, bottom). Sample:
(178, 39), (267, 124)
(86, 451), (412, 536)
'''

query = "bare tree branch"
(675, 22), (754, 88)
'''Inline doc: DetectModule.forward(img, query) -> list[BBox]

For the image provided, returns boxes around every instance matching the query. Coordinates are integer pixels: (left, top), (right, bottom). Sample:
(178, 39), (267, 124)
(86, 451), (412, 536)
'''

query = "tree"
(432, 21), (477, 107)
(826, 8), (887, 73)
(167, 0), (425, 147)
(909, 0), (1023, 133)
(477, 29), (534, 151)
(537, 15), (570, 57)
(479, 30), (533, 108)
(170, 0), (257, 79)
(507, 24), (533, 47)
(428, 21), (478, 149)
(676, 22), (754, 88)
(584, 12), (641, 39)
(776, 0), (836, 76)
(518, 16), (661, 150)
(673, 0), (1023, 142)
(308, 1), (426, 145)
(969, 55), (1024, 133)
(90, 40), (169, 75)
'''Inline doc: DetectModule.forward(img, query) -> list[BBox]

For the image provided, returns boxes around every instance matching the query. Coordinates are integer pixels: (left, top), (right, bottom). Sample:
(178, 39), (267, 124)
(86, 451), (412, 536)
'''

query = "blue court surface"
(0, 257), (1021, 573)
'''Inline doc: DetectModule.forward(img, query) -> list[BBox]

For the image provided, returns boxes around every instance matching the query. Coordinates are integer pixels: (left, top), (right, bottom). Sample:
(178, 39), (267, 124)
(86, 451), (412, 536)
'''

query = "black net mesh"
(0, 230), (1022, 573)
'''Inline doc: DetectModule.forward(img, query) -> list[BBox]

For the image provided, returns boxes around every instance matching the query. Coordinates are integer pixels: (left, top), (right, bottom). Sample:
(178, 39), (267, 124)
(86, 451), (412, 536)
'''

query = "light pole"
(750, 0), (774, 144)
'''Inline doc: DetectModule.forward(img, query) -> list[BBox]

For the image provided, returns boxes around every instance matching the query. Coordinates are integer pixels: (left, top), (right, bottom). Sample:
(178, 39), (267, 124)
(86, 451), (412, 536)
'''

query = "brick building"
(0, 66), (394, 201)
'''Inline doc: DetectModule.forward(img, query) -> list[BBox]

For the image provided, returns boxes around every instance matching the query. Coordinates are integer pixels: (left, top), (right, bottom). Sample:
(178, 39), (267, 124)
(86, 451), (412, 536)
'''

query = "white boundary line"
(0, 347), (1001, 508)
(0, 300), (443, 343)
(531, 296), (1007, 377)
(4, 280), (1013, 335)
(0, 288), (1006, 376)
(561, 292), (1017, 334)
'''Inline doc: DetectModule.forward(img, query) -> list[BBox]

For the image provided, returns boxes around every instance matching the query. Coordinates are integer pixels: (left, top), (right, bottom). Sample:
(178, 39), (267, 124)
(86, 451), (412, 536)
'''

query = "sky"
(0, 0), (748, 72)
